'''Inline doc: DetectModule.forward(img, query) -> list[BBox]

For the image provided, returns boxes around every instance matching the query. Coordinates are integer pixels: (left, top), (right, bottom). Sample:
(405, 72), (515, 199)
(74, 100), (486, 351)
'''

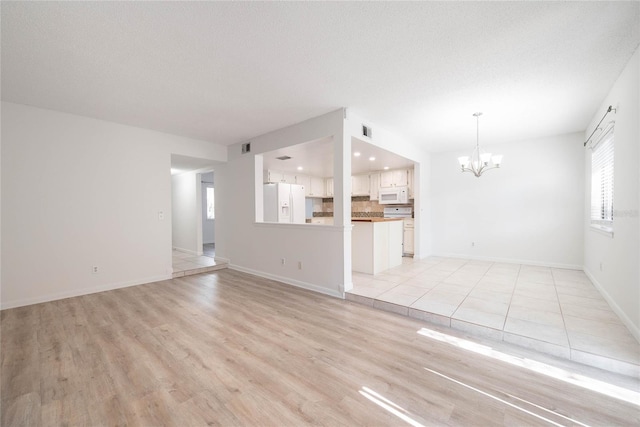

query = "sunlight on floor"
(423, 367), (587, 427)
(359, 386), (425, 427)
(417, 327), (640, 407)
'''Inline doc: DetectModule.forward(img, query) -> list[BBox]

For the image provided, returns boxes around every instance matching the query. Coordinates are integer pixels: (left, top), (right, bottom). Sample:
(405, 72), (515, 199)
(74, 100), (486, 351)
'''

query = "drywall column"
(413, 160), (432, 258)
(201, 172), (215, 245)
(254, 155), (264, 222)
(334, 118), (352, 292)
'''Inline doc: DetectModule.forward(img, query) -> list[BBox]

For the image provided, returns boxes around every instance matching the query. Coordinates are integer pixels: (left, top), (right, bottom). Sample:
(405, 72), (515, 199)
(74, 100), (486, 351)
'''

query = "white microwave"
(379, 186), (409, 204)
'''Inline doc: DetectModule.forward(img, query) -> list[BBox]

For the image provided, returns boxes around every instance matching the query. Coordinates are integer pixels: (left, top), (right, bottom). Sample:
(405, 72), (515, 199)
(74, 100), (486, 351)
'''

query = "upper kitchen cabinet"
(325, 178), (334, 197)
(309, 176), (325, 197)
(264, 169), (296, 184)
(380, 169), (408, 188)
(407, 168), (414, 199)
(351, 174), (370, 196)
(299, 175), (325, 197)
(369, 173), (380, 201)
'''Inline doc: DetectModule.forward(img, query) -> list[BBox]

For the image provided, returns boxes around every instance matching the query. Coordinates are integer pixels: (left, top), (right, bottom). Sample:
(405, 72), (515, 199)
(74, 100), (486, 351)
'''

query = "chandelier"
(457, 112), (503, 177)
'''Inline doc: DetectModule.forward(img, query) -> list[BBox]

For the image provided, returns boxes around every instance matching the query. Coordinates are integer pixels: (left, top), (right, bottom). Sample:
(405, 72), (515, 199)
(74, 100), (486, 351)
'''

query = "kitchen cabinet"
(351, 174), (370, 196)
(309, 176), (325, 197)
(282, 173), (297, 184)
(265, 169), (296, 184)
(352, 220), (403, 274)
(407, 168), (414, 199)
(380, 169), (408, 188)
(369, 173), (380, 201)
(403, 218), (414, 255)
(294, 174), (326, 197)
(325, 178), (334, 197)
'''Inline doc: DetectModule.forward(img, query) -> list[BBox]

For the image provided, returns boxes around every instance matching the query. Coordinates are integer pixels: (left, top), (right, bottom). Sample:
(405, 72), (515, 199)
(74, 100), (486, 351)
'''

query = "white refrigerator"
(263, 183), (306, 224)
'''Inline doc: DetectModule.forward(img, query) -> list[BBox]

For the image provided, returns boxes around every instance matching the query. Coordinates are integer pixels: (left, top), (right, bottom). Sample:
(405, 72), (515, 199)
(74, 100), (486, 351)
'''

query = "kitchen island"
(351, 218), (403, 275)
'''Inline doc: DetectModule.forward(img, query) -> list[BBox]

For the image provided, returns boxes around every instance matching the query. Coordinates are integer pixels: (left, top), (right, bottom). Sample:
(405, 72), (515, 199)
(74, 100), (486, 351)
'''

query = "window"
(590, 125), (614, 233)
(206, 187), (215, 220)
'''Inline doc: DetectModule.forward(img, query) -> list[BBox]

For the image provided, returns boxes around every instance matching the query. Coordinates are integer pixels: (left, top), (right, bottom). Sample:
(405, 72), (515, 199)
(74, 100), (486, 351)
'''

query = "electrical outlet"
(158, 210), (165, 221)
(281, 258), (285, 265)
(298, 261), (303, 270)
(92, 266), (99, 274)
(471, 242), (475, 247)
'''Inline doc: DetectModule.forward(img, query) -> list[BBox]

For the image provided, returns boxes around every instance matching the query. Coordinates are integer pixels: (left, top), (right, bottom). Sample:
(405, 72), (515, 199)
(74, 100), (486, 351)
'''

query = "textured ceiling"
(2, 2), (639, 152)
(262, 137), (415, 177)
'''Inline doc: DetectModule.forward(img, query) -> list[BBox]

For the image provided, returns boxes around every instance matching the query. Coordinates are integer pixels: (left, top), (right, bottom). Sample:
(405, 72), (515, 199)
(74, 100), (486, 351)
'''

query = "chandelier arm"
(459, 112), (502, 178)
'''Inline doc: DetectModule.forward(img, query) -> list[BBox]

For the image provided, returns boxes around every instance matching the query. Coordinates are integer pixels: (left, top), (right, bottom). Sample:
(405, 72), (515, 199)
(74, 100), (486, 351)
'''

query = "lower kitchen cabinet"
(403, 218), (414, 255)
(352, 220), (403, 274)
(403, 228), (414, 255)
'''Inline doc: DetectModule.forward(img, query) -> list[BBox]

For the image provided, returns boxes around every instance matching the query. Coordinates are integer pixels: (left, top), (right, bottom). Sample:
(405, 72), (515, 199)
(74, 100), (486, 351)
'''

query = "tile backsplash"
(312, 196), (413, 218)
(351, 196), (384, 218)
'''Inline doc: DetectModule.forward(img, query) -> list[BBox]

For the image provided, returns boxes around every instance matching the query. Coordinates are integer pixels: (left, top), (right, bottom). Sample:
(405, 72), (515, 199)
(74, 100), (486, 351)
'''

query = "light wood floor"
(2, 269), (638, 426)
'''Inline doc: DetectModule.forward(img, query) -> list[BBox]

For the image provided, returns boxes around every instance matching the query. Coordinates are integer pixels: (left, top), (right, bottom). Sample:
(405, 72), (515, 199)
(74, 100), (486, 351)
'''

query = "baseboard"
(214, 256), (230, 264)
(433, 252), (583, 270)
(172, 247), (203, 256)
(1, 273), (172, 310)
(416, 252), (433, 260)
(228, 264), (343, 299)
(583, 267), (640, 343)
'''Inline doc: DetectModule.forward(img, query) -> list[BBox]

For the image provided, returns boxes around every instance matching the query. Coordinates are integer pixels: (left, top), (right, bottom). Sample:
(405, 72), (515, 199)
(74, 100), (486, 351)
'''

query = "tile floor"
(347, 256), (640, 378)
(172, 249), (227, 278)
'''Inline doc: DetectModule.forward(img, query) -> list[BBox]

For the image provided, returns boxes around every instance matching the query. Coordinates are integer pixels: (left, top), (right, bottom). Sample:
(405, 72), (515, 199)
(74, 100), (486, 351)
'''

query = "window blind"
(590, 127), (614, 225)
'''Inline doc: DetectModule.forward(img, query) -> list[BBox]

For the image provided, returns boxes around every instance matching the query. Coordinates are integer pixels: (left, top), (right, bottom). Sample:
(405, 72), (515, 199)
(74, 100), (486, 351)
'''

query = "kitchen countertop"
(351, 217), (405, 222)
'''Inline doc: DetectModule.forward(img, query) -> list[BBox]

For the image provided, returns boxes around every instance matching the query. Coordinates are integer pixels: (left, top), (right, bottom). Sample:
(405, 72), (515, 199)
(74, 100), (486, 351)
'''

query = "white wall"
(1, 102), (226, 309)
(583, 48), (639, 339)
(431, 133), (584, 268)
(201, 172), (215, 245)
(171, 171), (201, 254)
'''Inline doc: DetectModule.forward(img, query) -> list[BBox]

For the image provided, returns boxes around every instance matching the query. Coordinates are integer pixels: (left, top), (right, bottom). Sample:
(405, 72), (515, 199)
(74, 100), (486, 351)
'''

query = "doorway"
(170, 154), (226, 276)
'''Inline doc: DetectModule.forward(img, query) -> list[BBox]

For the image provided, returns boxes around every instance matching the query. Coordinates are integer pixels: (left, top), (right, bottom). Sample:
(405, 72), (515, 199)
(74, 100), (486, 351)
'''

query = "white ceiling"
(2, 2), (639, 152)
(262, 137), (415, 177)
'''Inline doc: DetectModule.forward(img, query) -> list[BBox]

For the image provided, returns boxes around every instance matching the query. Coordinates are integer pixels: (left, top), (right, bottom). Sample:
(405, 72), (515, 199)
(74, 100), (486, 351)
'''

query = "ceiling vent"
(241, 142), (251, 154)
(362, 125), (373, 138)
(276, 155), (292, 161)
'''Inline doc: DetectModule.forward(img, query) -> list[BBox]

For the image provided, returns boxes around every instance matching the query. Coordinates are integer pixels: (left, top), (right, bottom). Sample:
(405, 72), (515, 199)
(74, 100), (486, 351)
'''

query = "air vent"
(362, 125), (372, 138)
(276, 155), (292, 161)
(241, 142), (251, 154)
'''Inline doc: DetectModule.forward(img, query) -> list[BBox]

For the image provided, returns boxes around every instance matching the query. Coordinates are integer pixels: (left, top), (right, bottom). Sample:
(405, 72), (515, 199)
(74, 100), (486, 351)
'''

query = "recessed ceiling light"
(369, 156), (376, 161)
(383, 166), (389, 170)
(354, 152), (361, 157)
(297, 166), (303, 171)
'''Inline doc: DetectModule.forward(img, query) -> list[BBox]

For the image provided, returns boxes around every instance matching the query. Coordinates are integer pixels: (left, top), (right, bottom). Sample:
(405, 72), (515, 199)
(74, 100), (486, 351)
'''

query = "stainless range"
(383, 207), (412, 219)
